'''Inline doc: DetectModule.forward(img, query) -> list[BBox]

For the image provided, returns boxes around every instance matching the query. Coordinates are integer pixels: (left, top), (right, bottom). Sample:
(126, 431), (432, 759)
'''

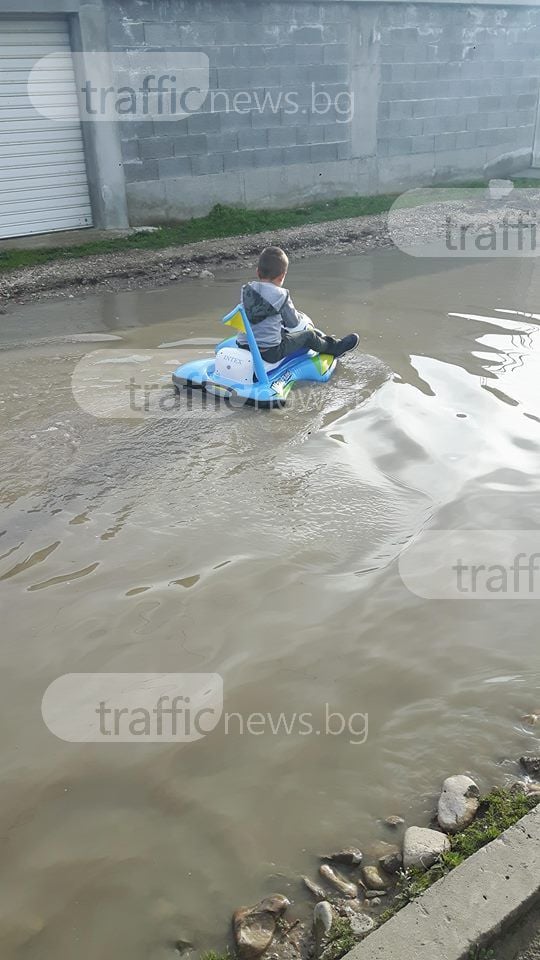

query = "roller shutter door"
(0, 17), (93, 239)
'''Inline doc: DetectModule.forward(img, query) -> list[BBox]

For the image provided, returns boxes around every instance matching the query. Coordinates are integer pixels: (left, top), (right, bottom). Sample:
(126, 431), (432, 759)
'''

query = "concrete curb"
(345, 806), (540, 960)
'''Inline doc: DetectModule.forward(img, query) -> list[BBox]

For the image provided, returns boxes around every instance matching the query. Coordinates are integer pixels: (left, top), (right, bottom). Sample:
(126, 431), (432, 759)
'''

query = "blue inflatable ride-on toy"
(172, 305), (337, 408)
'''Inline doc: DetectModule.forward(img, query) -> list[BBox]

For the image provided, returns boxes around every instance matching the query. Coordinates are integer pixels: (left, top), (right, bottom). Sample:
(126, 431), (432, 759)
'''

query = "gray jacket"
(237, 280), (301, 348)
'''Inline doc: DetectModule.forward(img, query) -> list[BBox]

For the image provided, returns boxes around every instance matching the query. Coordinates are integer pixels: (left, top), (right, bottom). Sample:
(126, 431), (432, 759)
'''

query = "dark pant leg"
(261, 328), (339, 363)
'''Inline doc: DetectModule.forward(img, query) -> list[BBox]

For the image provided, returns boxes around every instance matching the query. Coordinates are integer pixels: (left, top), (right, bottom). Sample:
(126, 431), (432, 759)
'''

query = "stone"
(521, 756), (540, 778)
(199, 269), (215, 279)
(365, 840), (401, 861)
(319, 864), (358, 899)
(488, 178), (514, 200)
(365, 890), (387, 899)
(361, 866), (389, 891)
(348, 913), (375, 936)
(313, 900), (333, 953)
(378, 848), (403, 875)
(521, 714), (540, 725)
(320, 848), (363, 866)
(437, 775), (480, 833)
(384, 816), (405, 828)
(403, 827), (451, 870)
(303, 877), (328, 901)
(233, 895), (290, 960)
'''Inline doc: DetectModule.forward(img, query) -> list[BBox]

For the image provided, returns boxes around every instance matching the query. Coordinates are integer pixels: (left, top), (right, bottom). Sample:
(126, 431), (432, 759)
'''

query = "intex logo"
(221, 352), (243, 365)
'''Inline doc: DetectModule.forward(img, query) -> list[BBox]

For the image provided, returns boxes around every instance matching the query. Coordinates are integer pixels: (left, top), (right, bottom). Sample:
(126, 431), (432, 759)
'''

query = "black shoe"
(333, 333), (360, 358)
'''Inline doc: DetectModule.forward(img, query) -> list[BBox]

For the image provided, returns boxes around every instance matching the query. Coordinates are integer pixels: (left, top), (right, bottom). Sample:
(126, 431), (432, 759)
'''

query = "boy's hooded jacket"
(237, 281), (302, 349)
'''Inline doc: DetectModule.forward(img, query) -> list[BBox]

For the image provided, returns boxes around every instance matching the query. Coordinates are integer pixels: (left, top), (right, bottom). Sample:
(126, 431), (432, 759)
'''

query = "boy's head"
(257, 246), (289, 285)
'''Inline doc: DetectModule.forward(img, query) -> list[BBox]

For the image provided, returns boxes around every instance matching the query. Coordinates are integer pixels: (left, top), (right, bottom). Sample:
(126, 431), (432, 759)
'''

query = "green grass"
(378, 789), (539, 928)
(320, 915), (357, 960)
(469, 948), (495, 960)
(0, 195), (398, 274)
(2, 176), (539, 276)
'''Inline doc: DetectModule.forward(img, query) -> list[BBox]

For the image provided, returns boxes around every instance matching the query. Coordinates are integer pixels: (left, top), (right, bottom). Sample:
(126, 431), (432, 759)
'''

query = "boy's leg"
(281, 328), (340, 356)
(260, 329), (360, 363)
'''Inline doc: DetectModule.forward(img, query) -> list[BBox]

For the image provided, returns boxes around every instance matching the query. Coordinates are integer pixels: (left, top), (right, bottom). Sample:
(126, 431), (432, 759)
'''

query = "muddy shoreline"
(0, 213), (393, 306)
(1, 187), (536, 307)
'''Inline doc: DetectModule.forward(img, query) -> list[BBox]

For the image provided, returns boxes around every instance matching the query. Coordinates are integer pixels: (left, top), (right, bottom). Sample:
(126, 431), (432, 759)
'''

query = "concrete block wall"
(377, 3), (540, 187)
(105, 0), (540, 222)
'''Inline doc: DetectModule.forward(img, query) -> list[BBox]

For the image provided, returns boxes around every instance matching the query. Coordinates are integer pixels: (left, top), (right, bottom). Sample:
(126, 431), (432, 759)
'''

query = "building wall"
(1, 0), (539, 227)
(105, 0), (540, 224)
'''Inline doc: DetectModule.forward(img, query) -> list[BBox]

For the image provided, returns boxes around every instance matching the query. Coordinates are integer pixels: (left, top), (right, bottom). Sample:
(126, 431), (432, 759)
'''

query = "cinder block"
(321, 1), (351, 21)
(173, 134), (208, 156)
(381, 43), (404, 63)
(292, 45), (325, 65)
(152, 118), (189, 137)
(158, 156), (191, 178)
(324, 122), (350, 142)
(238, 128), (268, 149)
(216, 108), (251, 129)
(518, 93), (537, 108)
(389, 100), (414, 119)
(191, 153), (224, 176)
(412, 100), (437, 118)
(306, 64), (349, 84)
(219, 22), (253, 44)
(466, 112), (490, 132)
(207, 131), (238, 152)
(457, 97), (479, 115)
(399, 117), (426, 137)
(108, 19), (145, 45)
(311, 142), (339, 163)
(139, 137), (174, 160)
(477, 127), (510, 147)
(455, 130), (479, 149)
(268, 126), (298, 147)
(281, 144), (312, 165)
(123, 159), (158, 182)
(251, 108), (284, 128)
(435, 98), (461, 116)
(416, 62), (439, 82)
(177, 22), (217, 45)
(187, 112), (221, 135)
(288, 26), (324, 43)
(323, 43), (349, 65)
(233, 44), (269, 67)
(217, 66), (282, 89)
(434, 132), (457, 151)
(119, 120), (154, 141)
(389, 27), (419, 42)
(479, 95), (502, 110)
(253, 147), (283, 167)
(144, 22), (177, 46)
(296, 126), (326, 145)
(223, 150), (253, 171)
(388, 137), (413, 155)
(121, 139), (140, 161)
(412, 135), (435, 154)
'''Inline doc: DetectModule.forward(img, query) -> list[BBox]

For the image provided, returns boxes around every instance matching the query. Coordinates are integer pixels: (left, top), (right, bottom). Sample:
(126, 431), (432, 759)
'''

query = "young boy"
(236, 246), (360, 364)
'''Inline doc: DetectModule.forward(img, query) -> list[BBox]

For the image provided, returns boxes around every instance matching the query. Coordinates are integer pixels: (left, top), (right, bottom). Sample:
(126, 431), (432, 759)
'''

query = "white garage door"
(0, 17), (93, 239)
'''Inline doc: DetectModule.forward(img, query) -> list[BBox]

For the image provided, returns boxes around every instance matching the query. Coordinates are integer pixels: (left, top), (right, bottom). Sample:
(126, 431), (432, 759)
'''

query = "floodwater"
(1, 249), (540, 959)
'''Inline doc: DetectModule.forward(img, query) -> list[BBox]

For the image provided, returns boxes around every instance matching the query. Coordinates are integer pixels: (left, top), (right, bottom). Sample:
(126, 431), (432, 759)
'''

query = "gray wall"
(105, 0), (540, 224)
(1, 0), (539, 226)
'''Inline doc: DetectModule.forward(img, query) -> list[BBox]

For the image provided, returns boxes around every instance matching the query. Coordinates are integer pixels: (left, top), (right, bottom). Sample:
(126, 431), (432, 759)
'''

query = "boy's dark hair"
(257, 246), (289, 280)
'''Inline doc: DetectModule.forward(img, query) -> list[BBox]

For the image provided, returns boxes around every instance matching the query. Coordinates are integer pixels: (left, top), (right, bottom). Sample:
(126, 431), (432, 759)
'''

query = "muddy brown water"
(1, 249), (540, 960)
